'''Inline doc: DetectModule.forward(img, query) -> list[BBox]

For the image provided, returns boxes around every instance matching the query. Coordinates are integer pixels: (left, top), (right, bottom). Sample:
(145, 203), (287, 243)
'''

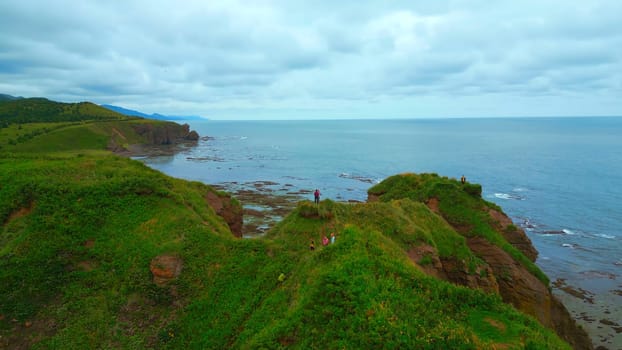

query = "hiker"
(330, 232), (335, 244)
(314, 189), (320, 204)
(461, 175), (466, 184)
(310, 240), (315, 251)
(322, 235), (329, 246)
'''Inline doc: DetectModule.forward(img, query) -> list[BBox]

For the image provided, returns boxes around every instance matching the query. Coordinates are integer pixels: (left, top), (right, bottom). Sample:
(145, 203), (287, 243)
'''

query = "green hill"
(0, 98), (129, 124)
(0, 98), (588, 349)
(0, 156), (571, 349)
(0, 98), (197, 155)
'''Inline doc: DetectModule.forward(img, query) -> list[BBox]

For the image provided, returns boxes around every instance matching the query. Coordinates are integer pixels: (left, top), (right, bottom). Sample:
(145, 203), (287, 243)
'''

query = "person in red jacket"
(314, 188), (320, 204)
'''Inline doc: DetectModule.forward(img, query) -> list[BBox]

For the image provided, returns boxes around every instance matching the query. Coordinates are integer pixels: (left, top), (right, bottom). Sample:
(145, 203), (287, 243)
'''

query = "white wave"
(494, 192), (524, 200)
(561, 243), (575, 248)
(240, 136), (248, 140)
(494, 193), (512, 200)
(513, 187), (527, 192)
(594, 233), (615, 239)
(562, 229), (576, 235)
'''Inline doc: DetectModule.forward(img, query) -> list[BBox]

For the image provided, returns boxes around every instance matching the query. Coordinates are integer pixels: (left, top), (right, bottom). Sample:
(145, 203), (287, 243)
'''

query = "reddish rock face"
(466, 237), (592, 350)
(417, 196), (592, 349)
(132, 123), (199, 145)
(487, 208), (538, 262)
(467, 237), (551, 323)
(407, 244), (499, 294)
(150, 255), (183, 286)
(205, 190), (243, 237)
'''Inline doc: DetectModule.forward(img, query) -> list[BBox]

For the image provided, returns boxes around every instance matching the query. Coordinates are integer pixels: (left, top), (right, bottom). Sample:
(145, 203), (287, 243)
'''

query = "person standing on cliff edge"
(314, 188), (320, 204)
(461, 175), (466, 184)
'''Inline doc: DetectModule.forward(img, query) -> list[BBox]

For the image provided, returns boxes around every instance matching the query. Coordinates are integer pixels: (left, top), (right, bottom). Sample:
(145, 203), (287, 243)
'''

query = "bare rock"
(205, 190), (243, 237)
(407, 244), (499, 294)
(487, 208), (538, 261)
(150, 255), (183, 286)
(467, 237), (592, 350)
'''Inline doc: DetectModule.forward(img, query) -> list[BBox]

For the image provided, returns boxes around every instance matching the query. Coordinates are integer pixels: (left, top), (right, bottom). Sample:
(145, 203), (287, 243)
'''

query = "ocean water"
(142, 117), (622, 346)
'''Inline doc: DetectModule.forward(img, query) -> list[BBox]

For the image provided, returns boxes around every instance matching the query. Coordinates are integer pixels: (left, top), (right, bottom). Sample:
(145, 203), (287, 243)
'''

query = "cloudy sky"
(1, 1), (621, 119)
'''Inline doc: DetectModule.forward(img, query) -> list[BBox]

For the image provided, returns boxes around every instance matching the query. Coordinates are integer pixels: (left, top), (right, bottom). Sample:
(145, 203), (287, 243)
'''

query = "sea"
(141, 117), (622, 348)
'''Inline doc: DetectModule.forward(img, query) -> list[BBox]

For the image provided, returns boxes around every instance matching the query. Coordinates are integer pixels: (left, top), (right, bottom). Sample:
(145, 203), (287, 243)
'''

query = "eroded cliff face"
(132, 123), (199, 145)
(427, 199), (591, 350)
(368, 185), (592, 350)
(205, 190), (243, 238)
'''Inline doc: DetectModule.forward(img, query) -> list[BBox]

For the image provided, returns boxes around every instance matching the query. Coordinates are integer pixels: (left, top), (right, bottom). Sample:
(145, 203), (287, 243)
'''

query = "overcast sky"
(1, 1), (621, 119)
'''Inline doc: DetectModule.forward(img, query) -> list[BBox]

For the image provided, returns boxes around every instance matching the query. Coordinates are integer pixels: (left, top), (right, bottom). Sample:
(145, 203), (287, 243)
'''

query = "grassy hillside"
(0, 119), (175, 155)
(368, 173), (548, 284)
(0, 156), (570, 349)
(0, 98), (130, 125)
(0, 99), (194, 156)
(0, 99), (573, 349)
(0, 97), (142, 154)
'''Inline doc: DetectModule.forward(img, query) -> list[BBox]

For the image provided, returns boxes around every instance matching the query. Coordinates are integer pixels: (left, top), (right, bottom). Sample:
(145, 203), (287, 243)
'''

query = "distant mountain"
(100, 104), (150, 118)
(101, 104), (206, 121)
(0, 93), (24, 102)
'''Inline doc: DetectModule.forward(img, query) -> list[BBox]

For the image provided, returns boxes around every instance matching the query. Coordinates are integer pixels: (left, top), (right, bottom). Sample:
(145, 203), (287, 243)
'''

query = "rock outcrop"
(150, 255), (183, 286)
(487, 208), (538, 261)
(132, 123), (199, 145)
(466, 237), (592, 350)
(205, 190), (243, 238)
(407, 244), (500, 294)
(368, 173), (593, 349)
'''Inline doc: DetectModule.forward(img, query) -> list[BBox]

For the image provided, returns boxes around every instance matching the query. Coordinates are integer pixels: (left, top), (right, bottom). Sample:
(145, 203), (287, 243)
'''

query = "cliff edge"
(367, 173), (592, 350)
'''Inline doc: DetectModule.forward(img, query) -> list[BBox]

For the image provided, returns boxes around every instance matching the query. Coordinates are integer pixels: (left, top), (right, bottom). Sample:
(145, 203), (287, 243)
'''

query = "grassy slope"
(1, 165), (568, 349)
(368, 173), (549, 284)
(0, 99), (570, 349)
(0, 97), (182, 155)
(0, 98), (128, 124)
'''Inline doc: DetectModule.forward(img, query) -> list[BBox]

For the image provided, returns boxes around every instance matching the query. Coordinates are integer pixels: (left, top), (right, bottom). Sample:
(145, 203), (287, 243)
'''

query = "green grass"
(0, 102), (571, 349)
(369, 173), (549, 284)
(0, 118), (175, 154)
(0, 98), (130, 124)
(0, 156), (571, 349)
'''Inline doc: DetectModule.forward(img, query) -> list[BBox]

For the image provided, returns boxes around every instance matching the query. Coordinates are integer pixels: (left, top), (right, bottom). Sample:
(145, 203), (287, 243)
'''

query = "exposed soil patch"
(484, 317), (507, 332)
(425, 197), (439, 214)
(150, 255), (183, 286)
(5, 203), (34, 225)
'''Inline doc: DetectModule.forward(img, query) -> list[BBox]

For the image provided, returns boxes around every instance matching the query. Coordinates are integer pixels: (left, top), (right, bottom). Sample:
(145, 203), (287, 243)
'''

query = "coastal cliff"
(367, 173), (593, 350)
(131, 122), (199, 145)
(0, 98), (587, 349)
(107, 122), (199, 156)
(0, 156), (579, 349)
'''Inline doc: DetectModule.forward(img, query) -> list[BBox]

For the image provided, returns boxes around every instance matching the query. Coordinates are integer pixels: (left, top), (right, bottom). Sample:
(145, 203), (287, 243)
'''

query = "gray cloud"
(0, 0), (621, 118)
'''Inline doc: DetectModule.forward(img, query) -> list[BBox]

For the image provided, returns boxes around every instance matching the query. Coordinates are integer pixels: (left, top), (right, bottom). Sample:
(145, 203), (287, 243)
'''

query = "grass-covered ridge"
(0, 97), (129, 125)
(0, 157), (570, 349)
(0, 97), (195, 155)
(369, 173), (549, 284)
(0, 99), (573, 349)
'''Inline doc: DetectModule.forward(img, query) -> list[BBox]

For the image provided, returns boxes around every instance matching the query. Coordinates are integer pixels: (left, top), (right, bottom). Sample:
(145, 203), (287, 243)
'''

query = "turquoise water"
(143, 117), (622, 345)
